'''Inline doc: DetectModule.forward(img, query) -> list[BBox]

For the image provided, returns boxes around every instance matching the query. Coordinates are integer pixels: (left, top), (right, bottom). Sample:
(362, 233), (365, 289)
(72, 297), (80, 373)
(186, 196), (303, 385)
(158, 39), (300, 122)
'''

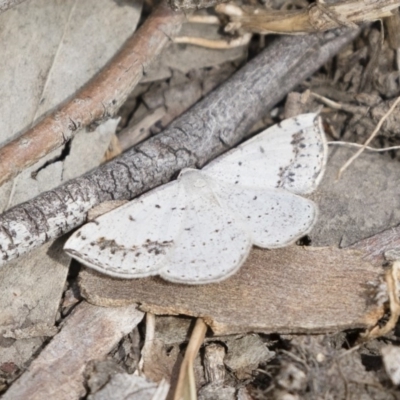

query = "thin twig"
(174, 33), (251, 49)
(310, 91), (368, 114)
(337, 95), (400, 180)
(0, 1), (184, 186)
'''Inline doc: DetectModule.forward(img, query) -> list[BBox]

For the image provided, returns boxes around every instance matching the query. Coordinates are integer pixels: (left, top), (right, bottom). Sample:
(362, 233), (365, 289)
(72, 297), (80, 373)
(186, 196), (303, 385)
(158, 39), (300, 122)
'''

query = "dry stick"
(216, 0), (397, 34)
(337, 95), (400, 180)
(0, 27), (361, 267)
(0, 1), (184, 187)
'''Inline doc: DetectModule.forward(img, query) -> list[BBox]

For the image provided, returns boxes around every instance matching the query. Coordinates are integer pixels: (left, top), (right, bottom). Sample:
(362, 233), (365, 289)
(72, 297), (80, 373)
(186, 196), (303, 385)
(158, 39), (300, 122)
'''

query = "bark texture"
(0, 27), (361, 267)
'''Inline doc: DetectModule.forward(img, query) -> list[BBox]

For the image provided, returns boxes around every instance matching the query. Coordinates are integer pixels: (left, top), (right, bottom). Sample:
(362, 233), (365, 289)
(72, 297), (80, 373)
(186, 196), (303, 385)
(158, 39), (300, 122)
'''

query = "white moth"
(64, 113), (327, 284)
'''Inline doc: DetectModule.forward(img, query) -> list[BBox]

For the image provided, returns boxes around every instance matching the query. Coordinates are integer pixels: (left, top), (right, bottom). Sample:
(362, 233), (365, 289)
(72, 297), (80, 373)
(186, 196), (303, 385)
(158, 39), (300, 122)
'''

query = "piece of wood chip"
(0, 235), (68, 375)
(88, 374), (169, 400)
(0, 237), (69, 336)
(1, 302), (144, 400)
(79, 246), (382, 335)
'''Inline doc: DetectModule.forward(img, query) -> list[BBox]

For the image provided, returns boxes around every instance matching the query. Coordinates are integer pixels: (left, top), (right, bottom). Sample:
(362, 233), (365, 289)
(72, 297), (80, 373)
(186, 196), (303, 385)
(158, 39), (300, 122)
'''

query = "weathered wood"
(2, 302), (144, 400)
(79, 247), (382, 335)
(349, 228), (400, 266)
(0, 27), (361, 268)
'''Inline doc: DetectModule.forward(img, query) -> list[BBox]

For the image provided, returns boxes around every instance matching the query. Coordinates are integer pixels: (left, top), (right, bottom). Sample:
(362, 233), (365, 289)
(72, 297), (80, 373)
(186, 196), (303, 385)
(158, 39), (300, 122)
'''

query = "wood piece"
(203, 344), (226, 384)
(0, 1), (184, 186)
(154, 316), (193, 346)
(0, 27), (361, 268)
(384, 8), (400, 50)
(224, 336), (274, 379)
(2, 302), (144, 400)
(79, 247), (382, 335)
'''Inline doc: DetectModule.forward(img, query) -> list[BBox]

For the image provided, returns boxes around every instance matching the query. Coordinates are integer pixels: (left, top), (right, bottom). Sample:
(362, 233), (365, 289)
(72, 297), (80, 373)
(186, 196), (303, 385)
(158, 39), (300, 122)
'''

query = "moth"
(64, 113), (327, 284)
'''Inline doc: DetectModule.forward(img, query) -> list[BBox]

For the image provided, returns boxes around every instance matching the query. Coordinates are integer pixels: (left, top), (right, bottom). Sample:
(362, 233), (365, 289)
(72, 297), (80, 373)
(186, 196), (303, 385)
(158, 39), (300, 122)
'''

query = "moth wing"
(213, 181), (317, 248)
(64, 181), (185, 278)
(203, 113), (327, 194)
(160, 169), (252, 284)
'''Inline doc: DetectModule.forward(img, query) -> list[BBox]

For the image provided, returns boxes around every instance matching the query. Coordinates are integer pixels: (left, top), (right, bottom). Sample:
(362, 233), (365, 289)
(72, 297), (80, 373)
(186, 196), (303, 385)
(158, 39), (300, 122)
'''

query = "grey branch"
(0, 27), (361, 267)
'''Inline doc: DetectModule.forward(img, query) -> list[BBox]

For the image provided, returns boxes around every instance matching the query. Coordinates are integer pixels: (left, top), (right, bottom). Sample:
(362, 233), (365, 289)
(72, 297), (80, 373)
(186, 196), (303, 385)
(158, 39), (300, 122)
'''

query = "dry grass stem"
(173, 318), (207, 400)
(328, 142), (400, 153)
(311, 91), (369, 114)
(187, 15), (220, 24)
(138, 313), (156, 373)
(337, 95), (400, 180)
(174, 33), (252, 49)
